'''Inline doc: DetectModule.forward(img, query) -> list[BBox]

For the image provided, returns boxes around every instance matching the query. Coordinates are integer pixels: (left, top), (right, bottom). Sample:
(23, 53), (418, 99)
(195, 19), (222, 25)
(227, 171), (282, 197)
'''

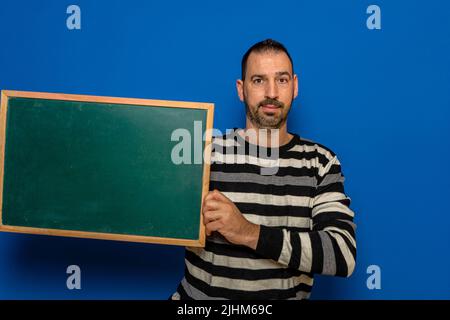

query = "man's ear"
(236, 79), (244, 102)
(293, 74), (299, 99)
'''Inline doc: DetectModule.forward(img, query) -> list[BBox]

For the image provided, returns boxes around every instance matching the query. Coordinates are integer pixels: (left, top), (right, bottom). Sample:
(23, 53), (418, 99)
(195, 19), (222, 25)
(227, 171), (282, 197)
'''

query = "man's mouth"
(260, 104), (281, 112)
(262, 104), (278, 108)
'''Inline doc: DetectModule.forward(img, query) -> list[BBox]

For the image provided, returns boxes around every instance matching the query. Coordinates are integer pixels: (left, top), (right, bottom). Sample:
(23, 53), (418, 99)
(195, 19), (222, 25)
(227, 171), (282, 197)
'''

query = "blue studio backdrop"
(0, 0), (449, 299)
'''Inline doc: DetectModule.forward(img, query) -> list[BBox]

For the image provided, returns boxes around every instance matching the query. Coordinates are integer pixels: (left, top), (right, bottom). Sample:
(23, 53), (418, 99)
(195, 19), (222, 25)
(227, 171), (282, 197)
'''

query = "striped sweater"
(172, 129), (356, 300)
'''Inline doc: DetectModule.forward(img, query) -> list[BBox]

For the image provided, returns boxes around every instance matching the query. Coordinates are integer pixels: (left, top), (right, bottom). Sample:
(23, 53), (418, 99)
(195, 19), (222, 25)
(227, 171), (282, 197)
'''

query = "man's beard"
(245, 96), (293, 129)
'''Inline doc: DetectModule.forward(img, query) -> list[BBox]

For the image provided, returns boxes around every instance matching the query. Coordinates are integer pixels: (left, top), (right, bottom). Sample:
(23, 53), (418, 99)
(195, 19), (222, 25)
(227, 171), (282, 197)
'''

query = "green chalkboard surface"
(0, 91), (213, 247)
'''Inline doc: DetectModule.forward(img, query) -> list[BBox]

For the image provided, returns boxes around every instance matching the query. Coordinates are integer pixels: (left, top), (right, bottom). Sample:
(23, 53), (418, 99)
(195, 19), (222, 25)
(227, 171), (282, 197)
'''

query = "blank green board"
(0, 92), (212, 246)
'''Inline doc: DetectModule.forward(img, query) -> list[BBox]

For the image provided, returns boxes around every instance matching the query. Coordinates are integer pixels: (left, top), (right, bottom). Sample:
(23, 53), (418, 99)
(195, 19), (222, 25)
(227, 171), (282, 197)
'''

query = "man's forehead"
(246, 51), (293, 75)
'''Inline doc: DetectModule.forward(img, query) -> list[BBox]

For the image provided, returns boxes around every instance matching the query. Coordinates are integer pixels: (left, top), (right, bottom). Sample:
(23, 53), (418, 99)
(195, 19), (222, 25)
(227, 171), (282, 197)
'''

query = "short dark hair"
(241, 39), (294, 80)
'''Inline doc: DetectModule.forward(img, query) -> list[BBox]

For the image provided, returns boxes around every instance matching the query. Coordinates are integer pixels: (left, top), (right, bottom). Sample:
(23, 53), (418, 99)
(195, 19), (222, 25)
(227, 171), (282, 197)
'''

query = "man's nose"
(265, 79), (279, 100)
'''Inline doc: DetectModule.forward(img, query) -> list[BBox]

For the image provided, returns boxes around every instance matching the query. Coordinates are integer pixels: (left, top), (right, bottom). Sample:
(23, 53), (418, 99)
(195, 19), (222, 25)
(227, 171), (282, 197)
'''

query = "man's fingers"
(205, 220), (223, 236)
(204, 191), (217, 202)
(202, 199), (221, 212)
(211, 189), (229, 202)
(203, 210), (222, 224)
(205, 189), (229, 203)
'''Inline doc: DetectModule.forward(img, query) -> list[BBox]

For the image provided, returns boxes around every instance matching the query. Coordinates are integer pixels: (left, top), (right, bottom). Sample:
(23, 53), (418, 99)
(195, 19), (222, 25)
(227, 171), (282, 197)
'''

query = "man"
(172, 39), (356, 300)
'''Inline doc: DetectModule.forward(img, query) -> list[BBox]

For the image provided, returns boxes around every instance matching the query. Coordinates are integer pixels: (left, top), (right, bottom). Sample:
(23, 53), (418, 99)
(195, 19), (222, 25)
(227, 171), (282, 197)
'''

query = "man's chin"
(256, 119), (283, 129)
(246, 108), (285, 129)
(257, 114), (283, 128)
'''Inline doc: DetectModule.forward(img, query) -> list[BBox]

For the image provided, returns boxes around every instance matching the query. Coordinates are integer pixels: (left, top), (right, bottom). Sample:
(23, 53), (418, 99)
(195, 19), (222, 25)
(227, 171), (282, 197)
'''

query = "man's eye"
(278, 78), (289, 84)
(253, 78), (263, 84)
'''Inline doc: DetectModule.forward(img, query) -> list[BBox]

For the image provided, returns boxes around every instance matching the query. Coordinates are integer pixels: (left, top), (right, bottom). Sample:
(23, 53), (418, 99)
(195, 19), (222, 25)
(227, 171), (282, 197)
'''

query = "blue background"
(0, 0), (449, 299)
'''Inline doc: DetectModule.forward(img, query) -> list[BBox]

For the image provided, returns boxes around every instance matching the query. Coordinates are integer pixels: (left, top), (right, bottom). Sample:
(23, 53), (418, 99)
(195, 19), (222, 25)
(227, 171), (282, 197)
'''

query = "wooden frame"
(0, 90), (214, 247)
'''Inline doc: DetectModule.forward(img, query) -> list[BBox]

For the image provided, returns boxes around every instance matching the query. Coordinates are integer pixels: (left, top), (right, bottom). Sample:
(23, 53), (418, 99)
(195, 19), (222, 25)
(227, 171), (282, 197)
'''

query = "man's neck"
(242, 118), (293, 148)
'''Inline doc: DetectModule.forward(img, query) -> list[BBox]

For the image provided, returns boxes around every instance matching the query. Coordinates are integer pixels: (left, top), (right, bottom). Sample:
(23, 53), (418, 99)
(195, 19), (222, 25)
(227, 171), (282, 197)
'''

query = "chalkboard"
(0, 91), (214, 247)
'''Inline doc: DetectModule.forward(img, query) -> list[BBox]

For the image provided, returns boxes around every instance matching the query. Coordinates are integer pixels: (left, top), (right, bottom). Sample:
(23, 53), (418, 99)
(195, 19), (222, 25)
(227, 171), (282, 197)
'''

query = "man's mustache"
(258, 99), (284, 108)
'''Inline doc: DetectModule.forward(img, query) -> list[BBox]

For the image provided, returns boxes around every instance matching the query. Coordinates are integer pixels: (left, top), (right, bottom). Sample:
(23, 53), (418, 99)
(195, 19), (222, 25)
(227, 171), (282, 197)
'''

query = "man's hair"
(241, 39), (294, 80)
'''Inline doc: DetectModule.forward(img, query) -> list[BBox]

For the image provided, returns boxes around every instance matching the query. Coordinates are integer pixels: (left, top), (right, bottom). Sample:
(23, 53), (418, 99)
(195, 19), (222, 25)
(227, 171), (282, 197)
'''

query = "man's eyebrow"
(276, 71), (292, 78)
(250, 74), (266, 80)
(250, 72), (292, 79)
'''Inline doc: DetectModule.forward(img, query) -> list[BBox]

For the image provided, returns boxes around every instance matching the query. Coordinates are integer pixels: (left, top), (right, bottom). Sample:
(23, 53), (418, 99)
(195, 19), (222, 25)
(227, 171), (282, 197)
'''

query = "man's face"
(237, 50), (298, 129)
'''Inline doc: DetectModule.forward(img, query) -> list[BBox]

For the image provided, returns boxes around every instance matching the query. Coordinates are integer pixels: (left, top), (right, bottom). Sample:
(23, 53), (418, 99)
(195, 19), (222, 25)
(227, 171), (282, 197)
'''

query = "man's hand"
(203, 190), (260, 250)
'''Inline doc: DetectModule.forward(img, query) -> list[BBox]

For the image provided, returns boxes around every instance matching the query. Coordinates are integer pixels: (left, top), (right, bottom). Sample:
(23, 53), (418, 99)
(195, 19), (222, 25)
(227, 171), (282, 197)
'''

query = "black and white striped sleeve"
(255, 155), (357, 277)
